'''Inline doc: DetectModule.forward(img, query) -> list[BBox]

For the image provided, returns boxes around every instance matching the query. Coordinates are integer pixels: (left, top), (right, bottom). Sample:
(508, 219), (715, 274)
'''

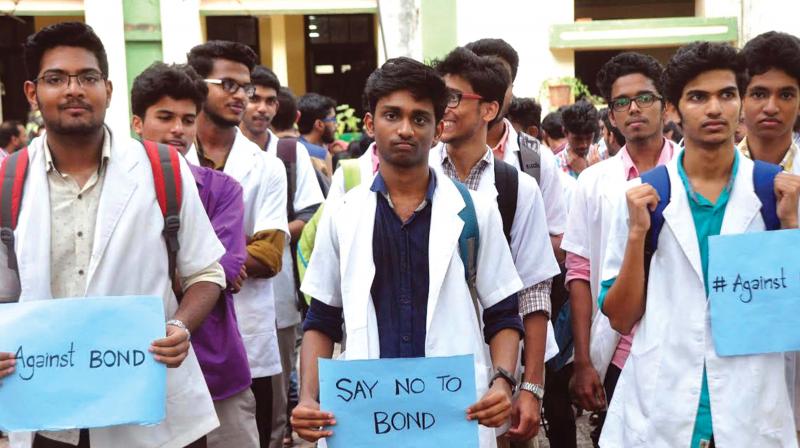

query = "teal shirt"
(598, 150), (739, 447)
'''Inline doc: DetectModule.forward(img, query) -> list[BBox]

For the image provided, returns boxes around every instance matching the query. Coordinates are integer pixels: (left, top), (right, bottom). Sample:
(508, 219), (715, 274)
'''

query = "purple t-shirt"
(189, 164), (252, 400)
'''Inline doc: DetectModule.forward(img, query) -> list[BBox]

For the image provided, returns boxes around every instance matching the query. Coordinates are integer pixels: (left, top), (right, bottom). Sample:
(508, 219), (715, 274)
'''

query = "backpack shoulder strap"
(340, 159), (362, 192)
(0, 148), (30, 298)
(517, 132), (542, 183)
(493, 157), (518, 244)
(142, 141), (183, 284)
(639, 165), (671, 276)
(277, 138), (298, 219)
(452, 178), (482, 325)
(752, 160), (782, 231)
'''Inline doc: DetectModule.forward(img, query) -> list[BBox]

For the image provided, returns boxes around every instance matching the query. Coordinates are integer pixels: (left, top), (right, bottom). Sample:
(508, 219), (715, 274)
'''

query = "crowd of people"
(1, 19), (800, 448)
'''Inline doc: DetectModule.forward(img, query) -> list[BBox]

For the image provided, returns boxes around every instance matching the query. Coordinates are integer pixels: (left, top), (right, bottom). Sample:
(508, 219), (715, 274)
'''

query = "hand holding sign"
(291, 399), (336, 442)
(0, 351), (14, 382)
(466, 380), (513, 427)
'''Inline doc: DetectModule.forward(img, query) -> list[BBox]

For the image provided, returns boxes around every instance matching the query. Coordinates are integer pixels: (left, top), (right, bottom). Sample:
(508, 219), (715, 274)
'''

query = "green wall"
(421, 0), (456, 62)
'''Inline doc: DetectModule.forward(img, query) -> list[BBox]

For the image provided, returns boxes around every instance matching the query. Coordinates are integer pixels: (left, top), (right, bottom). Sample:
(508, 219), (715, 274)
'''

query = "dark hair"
(251, 65), (281, 91)
(187, 40), (257, 78)
(663, 121), (683, 143)
(272, 87), (298, 132)
(507, 97), (542, 129)
(0, 121), (22, 148)
(599, 107), (626, 146)
(740, 31), (800, 88)
(596, 52), (664, 103)
(662, 41), (746, 107)
(131, 62), (207, 118)
(561, 100), (599, 135)
(363, 57), (449, 122)
(24, 22), (108, 81)
(541, 111), (565, 139)
(434, 47), (510, 123)
(465, 38), (519, 81)
(297, 93), (336, 134)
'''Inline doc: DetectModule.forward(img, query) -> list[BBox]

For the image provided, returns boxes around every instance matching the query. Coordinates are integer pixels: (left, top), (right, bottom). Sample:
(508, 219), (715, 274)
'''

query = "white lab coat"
(2, 135), (224, 448)
(265, 129), (324, 330)
(187, 128), (288, 378)
(599, 155), (797, 447)
(302, 170), (524, 448)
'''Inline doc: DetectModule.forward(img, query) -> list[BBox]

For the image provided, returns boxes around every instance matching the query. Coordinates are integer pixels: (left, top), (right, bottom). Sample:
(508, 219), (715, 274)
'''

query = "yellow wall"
(258, 16), (272, 67)
(284, 15), (305, 94)
(34, 15), (83, 30)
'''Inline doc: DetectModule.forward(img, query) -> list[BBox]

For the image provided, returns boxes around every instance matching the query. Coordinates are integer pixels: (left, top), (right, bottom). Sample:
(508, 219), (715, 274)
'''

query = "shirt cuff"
(518, 279), (552, 317)
(565, 252), (591, 288)
(303, 299), (344, 342)
(247, 229), (286, 276)
(597, 277), (617, 312)
(483, 293), (524, 343)
(181, 261), (226, 290)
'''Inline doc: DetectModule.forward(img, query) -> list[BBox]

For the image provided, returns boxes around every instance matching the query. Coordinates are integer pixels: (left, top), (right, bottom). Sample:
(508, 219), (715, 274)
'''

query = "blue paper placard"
(708, 229), (800, 356)
(0, 296), (167, 431)
(319, 355), (479, 448)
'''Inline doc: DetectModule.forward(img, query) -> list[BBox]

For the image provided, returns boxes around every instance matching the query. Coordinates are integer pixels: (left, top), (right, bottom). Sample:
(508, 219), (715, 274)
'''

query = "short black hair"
(251, 65), (281, 91)
(0, 121), (22, 148)
(596, 52), (664, 103)
(599, 107), (626, 146)
(561, 100), (599, 135)
(663, 121), (683, 143)
(740, 31), (800, 88)
(434, 47), (510, 124)
(187, 40), (257, 78)
(131, 62), (207, 118)
(363, 57), (449, 122)
(541, 111), (565, 139)
(24, 22), (108, 81)
(507, 97), (542, 129)
(272, 87), (298, 132)
(465, 38), (519, 81)
(662, 41), (746, 107)
(297, 93), (336, 134)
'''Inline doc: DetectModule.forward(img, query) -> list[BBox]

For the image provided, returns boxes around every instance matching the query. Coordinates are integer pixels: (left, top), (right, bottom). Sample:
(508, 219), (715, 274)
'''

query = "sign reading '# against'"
(0, 296), (167, 432)
(319, 355), (478, 448)
(708, 229), (800, 356)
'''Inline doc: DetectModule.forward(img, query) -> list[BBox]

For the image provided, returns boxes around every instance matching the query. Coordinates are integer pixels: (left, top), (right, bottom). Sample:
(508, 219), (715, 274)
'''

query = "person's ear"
(482, 101), (500, 123)
(131, 115), (144, 137)
(24, 81), (38, 110)
(363, 112), (375, 137)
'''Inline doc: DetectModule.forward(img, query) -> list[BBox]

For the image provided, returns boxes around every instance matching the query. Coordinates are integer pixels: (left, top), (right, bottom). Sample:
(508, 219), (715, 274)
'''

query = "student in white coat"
(291, 57), (524, 448)
(738, 31), (800, 438)
(562, 53), (677, 443)
(431, 47), (560, 443)
(186, 41), (289, 447)
(0, 22), (225, 448)
(239, 64), (324, 448)
(600, 41), (800, 448)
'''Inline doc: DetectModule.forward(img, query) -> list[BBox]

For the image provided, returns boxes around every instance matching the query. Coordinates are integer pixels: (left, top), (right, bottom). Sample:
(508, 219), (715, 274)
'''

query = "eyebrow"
(41, 68), (102, 75)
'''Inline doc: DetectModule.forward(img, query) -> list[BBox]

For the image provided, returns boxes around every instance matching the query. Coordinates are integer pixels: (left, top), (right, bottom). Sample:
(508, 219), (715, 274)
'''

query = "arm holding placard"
(466, 327), (519, 427)
(293, 326), (337, 442)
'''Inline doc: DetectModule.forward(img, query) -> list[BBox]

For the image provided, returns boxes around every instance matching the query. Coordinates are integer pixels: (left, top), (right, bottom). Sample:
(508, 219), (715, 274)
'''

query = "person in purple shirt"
(131, 62), (259, 448)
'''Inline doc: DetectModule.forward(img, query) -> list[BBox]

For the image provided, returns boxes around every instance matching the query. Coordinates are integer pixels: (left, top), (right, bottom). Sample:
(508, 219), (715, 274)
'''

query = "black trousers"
(33, 431), (206, 448)
(543, 362), (577, 448)
(251, 375), (274, 448)
(590, 363), (623, 447)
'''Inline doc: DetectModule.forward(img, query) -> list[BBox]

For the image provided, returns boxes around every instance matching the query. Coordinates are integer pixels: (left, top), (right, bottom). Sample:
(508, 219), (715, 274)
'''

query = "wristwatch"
(166, 319), (191, 341)
(519, 382), (545, 401)
(489, 367), (518, 393)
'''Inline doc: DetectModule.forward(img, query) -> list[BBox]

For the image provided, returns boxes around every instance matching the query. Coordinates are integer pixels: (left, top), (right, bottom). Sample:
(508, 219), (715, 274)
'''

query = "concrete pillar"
(160, 0), (202, 63)
(741, 0), (800, 43)
(270, 15), (290, 87)
(377, 0), (422, 60)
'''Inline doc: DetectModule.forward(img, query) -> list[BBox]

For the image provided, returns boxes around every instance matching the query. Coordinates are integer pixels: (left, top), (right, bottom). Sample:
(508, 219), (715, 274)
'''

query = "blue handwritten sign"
(708, 229), (800, 356)
(0, 296), (167, 431)
(319, 355), (478, 448)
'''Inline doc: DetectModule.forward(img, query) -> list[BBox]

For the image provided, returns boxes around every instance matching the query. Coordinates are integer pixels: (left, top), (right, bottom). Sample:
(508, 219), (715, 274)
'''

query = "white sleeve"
(473, 192), (524, 309)
(300, 199), (342, 307)
(539, 147), (568, 236)
(600, 180), (640, 284)
(325, 166), (348, 204)
(561, 175), (590, 258)
(510, 176), (560, 287)
(253, 153), (289, 235)
(292, 141), (324, 213)
(175, 157), (225, 278)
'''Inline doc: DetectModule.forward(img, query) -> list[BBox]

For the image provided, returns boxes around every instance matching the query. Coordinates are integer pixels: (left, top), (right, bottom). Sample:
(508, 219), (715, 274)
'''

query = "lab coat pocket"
(626, 341), (662, 422)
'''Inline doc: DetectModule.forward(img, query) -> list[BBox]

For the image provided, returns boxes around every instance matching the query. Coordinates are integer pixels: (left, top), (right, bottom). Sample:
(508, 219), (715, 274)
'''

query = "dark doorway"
(304, 14), (377, 117)
(0, 16), (35, 122)
(205, 16), (261, 58)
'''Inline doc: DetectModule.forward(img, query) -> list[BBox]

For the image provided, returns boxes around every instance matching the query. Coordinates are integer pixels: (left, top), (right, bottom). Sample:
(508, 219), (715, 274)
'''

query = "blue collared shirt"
(299, 136), (329, 161)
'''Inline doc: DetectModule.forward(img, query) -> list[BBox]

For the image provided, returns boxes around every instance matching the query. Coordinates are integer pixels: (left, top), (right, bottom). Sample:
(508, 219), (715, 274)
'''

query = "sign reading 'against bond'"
(319, 355), (478, 448)
(0, 296), (167, 432)
(708, 229), (800, 356)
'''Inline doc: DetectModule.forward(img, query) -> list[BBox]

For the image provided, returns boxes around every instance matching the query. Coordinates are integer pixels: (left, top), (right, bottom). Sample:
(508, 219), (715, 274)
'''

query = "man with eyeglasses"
(561, 52), (676, 447)
(186, 41), (290, 448)
(297, 93), (337, 178)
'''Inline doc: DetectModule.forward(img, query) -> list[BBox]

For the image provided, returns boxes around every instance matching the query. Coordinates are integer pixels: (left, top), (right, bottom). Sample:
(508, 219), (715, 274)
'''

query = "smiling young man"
(561, 52), (676, 447)
(599, 42), (800, 448)
(187, 41), (289, 448)
(291, 57), (525, 448)
(0, 22), (226, 448)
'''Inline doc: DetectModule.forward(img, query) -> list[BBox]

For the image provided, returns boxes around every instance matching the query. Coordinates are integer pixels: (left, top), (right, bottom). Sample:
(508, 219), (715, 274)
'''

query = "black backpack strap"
(0, 148), (30, 300)
(142, 141), (183, 285)
(517, 132), (542, 184)
(493, 157), (518, 244)
(277, 138), (298, 220)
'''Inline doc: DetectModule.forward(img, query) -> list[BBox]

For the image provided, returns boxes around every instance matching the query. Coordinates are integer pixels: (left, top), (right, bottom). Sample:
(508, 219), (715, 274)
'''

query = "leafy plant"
(336, 104), (361, 136)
